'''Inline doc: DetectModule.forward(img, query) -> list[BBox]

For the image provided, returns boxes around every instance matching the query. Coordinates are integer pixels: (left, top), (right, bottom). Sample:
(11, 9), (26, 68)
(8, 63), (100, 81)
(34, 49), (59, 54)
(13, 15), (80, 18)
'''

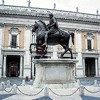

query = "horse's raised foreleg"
(29, 43), (37, 54)
(40, 45), (48, 58)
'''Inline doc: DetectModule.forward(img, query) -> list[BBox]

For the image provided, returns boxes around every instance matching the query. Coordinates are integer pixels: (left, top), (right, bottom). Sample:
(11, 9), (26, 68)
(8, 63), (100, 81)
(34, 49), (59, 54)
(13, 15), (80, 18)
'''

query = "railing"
(0, 5), (100, 22)
(1, 81), (100, 97)
(0, 79), (100, 98)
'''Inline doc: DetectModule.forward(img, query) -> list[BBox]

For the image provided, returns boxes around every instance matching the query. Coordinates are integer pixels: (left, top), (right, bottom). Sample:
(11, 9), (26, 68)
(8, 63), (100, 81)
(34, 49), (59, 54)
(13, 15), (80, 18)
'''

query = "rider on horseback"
(43, 13), (59, 45)
(31, 15), (74, 58)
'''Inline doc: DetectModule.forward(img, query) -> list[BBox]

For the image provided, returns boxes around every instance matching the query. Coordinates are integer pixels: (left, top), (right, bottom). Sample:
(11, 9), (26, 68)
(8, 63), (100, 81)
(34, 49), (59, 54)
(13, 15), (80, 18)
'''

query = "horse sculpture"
(30, 20), (74, 59)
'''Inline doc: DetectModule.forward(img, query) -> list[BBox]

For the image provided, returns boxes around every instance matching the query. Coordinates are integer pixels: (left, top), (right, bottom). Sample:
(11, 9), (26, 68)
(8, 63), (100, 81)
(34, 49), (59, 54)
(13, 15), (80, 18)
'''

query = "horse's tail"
(70, 32), (74, 45)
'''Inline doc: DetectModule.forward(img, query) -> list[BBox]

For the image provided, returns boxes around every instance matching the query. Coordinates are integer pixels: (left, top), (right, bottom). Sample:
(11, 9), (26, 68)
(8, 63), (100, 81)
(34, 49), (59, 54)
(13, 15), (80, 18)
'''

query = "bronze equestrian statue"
(43, 13), (59, 46)
(30, 14), (74, 59)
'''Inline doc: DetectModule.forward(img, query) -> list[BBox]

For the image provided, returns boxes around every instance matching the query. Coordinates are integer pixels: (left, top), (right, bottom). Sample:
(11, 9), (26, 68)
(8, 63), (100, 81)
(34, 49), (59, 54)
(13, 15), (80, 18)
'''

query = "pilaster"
(75, 29), (82, 52)
(24, 25), (32, 78)
(97, 31), (100, 52)
(75, 29), (83, 77)
(0, 24), (4, 77)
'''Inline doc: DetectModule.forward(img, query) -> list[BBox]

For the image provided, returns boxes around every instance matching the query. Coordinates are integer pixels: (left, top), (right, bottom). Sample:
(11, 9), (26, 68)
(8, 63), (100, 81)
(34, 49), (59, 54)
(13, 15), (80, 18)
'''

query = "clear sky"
(0, 0), (100, 14)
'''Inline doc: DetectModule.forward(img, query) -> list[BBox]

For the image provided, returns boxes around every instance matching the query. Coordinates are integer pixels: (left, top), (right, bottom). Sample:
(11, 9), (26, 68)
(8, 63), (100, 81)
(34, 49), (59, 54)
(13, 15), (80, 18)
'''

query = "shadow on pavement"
(0, 94), (14, 100)
(81, 95), (100, 100)
(33, 96), (53, 100)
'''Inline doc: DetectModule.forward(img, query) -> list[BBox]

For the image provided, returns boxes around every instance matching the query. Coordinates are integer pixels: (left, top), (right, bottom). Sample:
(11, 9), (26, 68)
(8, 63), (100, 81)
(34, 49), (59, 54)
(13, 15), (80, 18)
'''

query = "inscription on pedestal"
(46, 67), (66, 83)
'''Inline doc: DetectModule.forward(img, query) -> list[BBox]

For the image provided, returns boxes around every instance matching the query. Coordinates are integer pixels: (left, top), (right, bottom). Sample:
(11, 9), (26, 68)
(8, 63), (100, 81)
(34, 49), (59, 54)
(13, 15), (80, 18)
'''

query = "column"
(30, 56), (33, 79)
(19, 56), (23, 77)
(98, 56), (100, 76)
(0, 54), (3, 77)
(95, 58), (98, 77)
(3, 55), (7, 77)
(83, 58), (85, 76)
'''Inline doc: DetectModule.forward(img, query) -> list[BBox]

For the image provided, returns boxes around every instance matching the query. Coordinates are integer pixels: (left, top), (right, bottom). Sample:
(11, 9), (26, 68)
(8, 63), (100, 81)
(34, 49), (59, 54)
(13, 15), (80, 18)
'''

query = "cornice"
(0, 5), (100, 23)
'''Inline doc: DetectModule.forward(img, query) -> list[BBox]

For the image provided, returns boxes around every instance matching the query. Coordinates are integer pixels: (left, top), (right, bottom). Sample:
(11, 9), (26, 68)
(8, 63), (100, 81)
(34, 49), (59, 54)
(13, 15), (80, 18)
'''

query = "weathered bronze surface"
(30, 17), (74, 59)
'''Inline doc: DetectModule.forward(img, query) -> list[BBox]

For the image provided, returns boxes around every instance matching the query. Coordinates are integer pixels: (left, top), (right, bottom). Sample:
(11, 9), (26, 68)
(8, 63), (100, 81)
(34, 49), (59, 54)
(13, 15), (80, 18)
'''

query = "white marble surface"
(33, 59), (78, 88)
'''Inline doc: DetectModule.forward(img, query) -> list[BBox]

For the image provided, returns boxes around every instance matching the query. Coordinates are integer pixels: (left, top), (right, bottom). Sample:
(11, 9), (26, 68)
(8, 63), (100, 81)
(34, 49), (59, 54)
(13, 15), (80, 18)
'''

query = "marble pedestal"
(33, 59), (78, 88)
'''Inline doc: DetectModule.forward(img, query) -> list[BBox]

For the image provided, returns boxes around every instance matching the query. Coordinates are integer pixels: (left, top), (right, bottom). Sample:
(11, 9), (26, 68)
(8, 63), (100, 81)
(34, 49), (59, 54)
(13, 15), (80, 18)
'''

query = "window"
(85, 32), (94, 51)
(11, 35), (17, 48)
(87, 39), (92, 50)
(8, 28), (20, 49)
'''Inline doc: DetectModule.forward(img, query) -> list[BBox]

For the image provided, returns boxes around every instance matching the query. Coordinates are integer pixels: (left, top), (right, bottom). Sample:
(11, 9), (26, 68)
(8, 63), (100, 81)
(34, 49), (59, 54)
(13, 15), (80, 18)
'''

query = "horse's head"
(32, 20), (48, 33)
(32, 21), (38, 33)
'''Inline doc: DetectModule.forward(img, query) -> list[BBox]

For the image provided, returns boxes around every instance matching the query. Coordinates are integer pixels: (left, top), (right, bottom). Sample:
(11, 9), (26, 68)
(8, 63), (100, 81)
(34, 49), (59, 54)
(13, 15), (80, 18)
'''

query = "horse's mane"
(38, 20), (48, 31)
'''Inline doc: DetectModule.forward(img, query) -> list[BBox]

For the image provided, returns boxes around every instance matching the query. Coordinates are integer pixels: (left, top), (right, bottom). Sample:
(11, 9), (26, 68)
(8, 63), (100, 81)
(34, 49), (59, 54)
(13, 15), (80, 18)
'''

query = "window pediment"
(9, 27), (20, 35)
(85, 32), (94, 39)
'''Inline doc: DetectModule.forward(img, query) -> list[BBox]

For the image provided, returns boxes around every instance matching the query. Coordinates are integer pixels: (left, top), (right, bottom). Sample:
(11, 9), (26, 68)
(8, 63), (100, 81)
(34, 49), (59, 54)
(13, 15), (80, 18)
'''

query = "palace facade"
(0, 5), (100, 78)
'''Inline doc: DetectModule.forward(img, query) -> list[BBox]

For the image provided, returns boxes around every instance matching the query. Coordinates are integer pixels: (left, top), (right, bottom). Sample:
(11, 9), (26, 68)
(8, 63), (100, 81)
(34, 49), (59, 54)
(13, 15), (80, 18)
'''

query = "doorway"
(85, 58), (95, 77)
(9, 62), (19, 77)
(6, 55), (20, 77)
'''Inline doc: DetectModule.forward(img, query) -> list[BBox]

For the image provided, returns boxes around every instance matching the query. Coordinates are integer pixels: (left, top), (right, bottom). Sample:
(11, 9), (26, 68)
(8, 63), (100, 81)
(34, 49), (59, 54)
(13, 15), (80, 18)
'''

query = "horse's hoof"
(71, 57), (73, 59)
(60, 55), (63, 58)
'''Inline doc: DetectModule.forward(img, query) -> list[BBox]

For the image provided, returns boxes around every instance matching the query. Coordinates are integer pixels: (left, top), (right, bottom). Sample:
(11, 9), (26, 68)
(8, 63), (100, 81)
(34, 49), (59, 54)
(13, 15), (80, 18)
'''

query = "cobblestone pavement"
(0, 85), (100, 100)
